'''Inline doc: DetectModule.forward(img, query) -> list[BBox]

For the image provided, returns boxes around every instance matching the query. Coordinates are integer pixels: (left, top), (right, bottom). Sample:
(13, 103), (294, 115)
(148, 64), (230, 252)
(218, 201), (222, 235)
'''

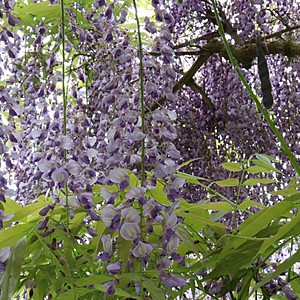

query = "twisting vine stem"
(60, 0), (70, 230)
(232, 169), (246, 229)
(133, 0), (146, 187)
(133, 0), (146, 288)
(211, 0), (300, 176)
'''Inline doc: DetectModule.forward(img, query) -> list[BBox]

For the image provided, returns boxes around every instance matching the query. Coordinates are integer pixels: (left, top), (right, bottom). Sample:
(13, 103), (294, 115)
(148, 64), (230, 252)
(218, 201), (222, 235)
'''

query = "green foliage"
(4, 161), (297, 299)
(0, 237), (27, 300)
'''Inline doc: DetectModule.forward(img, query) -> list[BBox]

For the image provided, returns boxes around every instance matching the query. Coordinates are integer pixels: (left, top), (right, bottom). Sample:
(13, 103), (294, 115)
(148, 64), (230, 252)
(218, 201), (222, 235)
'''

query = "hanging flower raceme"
(1, 0), (189, 297)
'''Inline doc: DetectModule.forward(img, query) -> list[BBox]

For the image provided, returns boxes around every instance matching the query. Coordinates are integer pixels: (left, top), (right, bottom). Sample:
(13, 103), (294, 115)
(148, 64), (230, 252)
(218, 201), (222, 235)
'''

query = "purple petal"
(106, 261), (121, 275)
(87, 227), (98, 237)
(39, 206), (50, 216)
(103, 279), (118, 296)
(97, 251), (111, 261)
(61, 136), (74, 150)
(101, 188), (118, 204)
(101, 234), (112, 252)
(38, 161), (54, 173)
(160, 272), (186, 288)
(94, 0), (106, 8)
(88, 210), (101, 221)
(121, 207), (140, 223)
(164, 213), (177, 229)
(67, 160), (82, 175)
(132, 241), (153, 258)
(157, 256), (172, 271)
(37, 217), (49, 230)
(7, 13), (20, 26)
(166, 235), (180, 253)
(100, 204), (119, 227)
(161, 44), (173, 55)
(120, 222), (140, 240)
(51, 168), (68, 184)
(127, 131), (146, 142)
(109, 168), (129, 184)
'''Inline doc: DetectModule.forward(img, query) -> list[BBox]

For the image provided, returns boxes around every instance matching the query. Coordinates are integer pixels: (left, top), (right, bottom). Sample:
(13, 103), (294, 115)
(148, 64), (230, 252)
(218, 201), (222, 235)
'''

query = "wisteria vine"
(0, 0), (300, 299)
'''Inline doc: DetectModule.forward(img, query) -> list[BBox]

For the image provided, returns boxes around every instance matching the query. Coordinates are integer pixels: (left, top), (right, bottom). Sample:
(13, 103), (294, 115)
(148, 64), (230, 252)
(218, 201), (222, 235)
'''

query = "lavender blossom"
(87, 226), (97, 237)
(103, 279), (119, 296)
(100, 204), (120, 230)
(108, 168), (129, 190)
(101, 188), (118, 204)
(106, 261), (121, 275)
(120, 222), (140, 240)
(132, 241), (153, 258)
(97, 234), (113, 261)
(166, 235), (180, 253)
(121, 207), (140, 223)
(160, 272), (186, 288)
(6, 13), (20, 26)
(37, 217), (49, 230)
(157, 256), (172, 271)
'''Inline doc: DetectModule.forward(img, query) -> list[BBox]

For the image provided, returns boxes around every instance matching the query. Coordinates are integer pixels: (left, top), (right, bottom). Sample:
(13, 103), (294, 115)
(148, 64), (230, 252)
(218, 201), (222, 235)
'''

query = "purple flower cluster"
(1, 0), (300, 297)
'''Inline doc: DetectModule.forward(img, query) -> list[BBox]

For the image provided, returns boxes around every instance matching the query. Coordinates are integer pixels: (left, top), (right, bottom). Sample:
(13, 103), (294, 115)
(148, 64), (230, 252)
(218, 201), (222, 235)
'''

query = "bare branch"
(187, 79), (216, 112)
(173, 31), (219, 50)
(149, 37), (300, 112)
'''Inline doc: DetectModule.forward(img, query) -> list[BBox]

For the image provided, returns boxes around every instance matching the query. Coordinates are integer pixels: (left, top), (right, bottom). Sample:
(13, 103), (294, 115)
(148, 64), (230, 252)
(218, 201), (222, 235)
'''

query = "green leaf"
(271, 187), (300, 196)
(114, 288), (141, 299)
(74, 275), (113, 287)
(252, 159), (282, 174)
(14, 1), (61, 27)
(215, 178), (239, 187)
(290, 274), (300, 294)
(142, 279), (163, 300)
(221, 162), (242, 172)
(118, 237), (132, 273)
(250, 248), (300, 296)
(58, 288), (92, 300)
(69, 211), (86, 235)
(246, 166), (272, 174)
(255, 153), (278, 163)
(238, 269), (254, 300)
(129, 171), (140, 187)
(179, 157), (204, 169)
(255, 153), (272, 164)
(8, 196), (51, 224)
(92, 220), (107, 254)
(0, 237), (27, 300)
(219, 193), (300, 257)
(204, 239), (263, 279)
(1, 198), (21, 215)
(258, 214), (300, 254)
(176, 171), (210, 185)
(237, 199), (265, 210)
(209, 210), (229, 221)
(199, 202), (233, 211)
(147, 178), (171, 205)
(0, 223), (35, 248)
(33, 279), (49, 300)
(243, 178), (275, 186)
(175, 224), (204, 255)
(177, 210), (227, 233)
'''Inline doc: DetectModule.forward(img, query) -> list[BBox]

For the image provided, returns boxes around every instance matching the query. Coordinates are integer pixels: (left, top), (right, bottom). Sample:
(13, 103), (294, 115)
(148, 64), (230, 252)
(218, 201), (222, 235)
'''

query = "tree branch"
(173, 31), (219, 50)
(149, 38), (300, 112)
(187, 78), (216, 112)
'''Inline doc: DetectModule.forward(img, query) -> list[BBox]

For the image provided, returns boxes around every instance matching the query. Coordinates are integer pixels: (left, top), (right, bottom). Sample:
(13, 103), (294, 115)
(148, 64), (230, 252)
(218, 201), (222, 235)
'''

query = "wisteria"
(0, 0), (300, 299)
